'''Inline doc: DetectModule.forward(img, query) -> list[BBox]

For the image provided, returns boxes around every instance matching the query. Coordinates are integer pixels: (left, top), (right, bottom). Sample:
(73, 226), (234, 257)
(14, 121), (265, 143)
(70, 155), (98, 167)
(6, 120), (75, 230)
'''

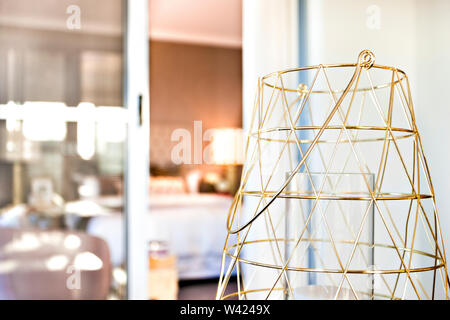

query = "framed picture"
(29, 177), (53, 206)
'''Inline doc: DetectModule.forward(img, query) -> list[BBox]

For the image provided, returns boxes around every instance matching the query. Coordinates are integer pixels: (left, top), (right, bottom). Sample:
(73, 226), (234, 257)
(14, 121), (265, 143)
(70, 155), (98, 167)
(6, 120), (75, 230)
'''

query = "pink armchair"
(0, 228), (111, 299)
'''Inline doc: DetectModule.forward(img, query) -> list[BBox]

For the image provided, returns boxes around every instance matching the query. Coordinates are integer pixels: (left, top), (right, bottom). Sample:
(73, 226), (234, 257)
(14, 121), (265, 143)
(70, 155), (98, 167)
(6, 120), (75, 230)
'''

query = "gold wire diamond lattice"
(217, 50), (449, 300)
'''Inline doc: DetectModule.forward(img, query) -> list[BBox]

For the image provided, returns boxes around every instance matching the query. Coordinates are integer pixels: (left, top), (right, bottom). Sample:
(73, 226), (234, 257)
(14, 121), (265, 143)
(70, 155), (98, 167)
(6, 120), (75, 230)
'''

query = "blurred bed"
(86, 193), (233, 280)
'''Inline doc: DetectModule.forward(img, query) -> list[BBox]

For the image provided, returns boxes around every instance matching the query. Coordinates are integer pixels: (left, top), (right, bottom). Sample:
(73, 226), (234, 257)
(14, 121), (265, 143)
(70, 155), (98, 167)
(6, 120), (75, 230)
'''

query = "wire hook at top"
(358, 50), (375, 69)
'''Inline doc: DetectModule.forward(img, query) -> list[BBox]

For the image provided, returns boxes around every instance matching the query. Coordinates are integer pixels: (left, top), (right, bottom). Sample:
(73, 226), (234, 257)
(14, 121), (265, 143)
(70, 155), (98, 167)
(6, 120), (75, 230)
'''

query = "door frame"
(123, 0), (150, 300)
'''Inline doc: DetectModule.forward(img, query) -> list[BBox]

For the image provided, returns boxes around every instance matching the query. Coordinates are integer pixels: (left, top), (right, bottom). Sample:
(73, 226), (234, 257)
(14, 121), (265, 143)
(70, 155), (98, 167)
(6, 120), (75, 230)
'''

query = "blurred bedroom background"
(0, 0), (242, 300)
(0, 0), (450, 300)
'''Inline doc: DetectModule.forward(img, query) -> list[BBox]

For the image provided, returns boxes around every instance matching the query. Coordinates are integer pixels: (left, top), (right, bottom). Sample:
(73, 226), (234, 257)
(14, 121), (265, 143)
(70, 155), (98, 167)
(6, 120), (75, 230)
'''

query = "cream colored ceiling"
(149, 0), (242, 47)
(0, 0), (242, 47)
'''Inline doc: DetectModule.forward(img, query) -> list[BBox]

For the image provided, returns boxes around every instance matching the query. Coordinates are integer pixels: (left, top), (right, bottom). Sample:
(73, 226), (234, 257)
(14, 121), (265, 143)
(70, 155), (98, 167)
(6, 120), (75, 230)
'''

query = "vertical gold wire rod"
(414, 148), (448, 295)
(266, 52), (378, 299)
(397, 74), (443, 256)
(256, 94), (310, 299)
(391, 70), (446, 297)
(372, 73), (418, 277)
(276, 87), (313, 296)
(323, 91), (395, 298)
(217, 76), (261, 299)
(256, 78), (296, 298)
(320, 66), (387, 299)
(282, 90), (340, 289)
(266, 126), (357, 299)
(233, 83), (265, 300)
(278, 74), (354, 296)
(295, 69), (368, 299)
(220, 80), (311, 299)
(373, 71), (398, 299)
(221, 70), (322, 299)
(264, 112), (358, 299)
(261, 78), (282, 127)
(392, 139), (417, 298)
(399, 138), (421, 299)
(306, 92), (382, 292)
(321, 65), (420, 299)
(361, 71), (422, 298)
(238, 81), (310, 299)
(403, 72), (449, 296)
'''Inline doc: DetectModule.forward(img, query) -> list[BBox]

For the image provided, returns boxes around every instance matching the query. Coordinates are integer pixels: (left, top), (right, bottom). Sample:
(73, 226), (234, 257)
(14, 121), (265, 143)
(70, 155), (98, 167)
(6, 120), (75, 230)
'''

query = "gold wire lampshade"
(217, 50), (449, 300)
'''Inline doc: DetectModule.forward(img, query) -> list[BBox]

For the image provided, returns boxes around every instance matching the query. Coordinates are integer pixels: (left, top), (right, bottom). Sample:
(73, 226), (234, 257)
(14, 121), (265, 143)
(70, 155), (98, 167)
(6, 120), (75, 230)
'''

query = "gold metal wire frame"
(217, 50), (450, 300)
(252, 126), (415, 144)
(221, 288), (405, 301)
(225, 239), (445, 274)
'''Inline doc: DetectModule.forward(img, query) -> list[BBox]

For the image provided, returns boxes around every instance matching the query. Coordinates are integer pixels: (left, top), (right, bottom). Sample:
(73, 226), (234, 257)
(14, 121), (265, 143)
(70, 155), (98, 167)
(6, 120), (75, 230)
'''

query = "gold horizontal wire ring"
(249, 133), (416, 144)
(225, 238), (445, 275)
(221, 288), (403, 301)
(261, 63), (407, 94)
(250, 126), (416, 144)
(240, 191), (433, 201)
(256, 125), (415, 134)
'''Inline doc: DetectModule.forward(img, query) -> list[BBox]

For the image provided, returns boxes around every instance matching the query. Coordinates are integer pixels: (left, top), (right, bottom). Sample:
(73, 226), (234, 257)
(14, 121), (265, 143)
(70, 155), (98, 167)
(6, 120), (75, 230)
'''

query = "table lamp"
(209, 128), (244, 194)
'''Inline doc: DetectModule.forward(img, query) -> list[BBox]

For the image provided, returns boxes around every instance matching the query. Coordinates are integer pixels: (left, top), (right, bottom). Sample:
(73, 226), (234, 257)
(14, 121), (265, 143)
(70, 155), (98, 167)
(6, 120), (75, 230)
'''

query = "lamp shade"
(209, 128), (244, 165)
(217, 50), (449, 300)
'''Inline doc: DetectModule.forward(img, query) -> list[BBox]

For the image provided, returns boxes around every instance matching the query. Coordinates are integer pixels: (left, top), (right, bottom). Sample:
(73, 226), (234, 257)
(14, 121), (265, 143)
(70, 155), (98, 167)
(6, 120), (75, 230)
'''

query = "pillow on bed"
(149, 176), (186, 194)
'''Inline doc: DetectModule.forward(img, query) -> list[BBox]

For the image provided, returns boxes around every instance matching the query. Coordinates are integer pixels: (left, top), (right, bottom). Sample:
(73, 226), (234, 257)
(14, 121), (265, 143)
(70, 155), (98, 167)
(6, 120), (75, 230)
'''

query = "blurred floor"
(178, 277), (237, 300)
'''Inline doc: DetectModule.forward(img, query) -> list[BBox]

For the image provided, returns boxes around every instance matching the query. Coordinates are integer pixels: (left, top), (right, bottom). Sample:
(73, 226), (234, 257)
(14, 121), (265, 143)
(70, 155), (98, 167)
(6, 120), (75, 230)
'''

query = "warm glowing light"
(209, 128), (244, 165)
(186, 170), (202, 193)
(6, 141), (15, 152)
(22, 102), (67, 141)
(5, 101), (20, 132)
(77, 102), (96, 160)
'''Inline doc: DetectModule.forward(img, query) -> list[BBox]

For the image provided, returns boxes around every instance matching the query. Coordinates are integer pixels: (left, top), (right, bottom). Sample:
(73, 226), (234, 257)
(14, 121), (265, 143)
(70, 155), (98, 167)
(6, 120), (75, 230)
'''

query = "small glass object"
(148, 240), (178, 300)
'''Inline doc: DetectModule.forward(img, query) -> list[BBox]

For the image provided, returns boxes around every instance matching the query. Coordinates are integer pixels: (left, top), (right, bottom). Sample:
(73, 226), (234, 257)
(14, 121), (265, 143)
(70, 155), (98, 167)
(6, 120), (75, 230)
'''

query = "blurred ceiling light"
(77, 102), (96, 160)
(74, 252), (103, 271)
(46, 255), (69, 271)
(209, 128), (244, 165)
(5, 101), (20, 132)
(22, 102), (67, 141)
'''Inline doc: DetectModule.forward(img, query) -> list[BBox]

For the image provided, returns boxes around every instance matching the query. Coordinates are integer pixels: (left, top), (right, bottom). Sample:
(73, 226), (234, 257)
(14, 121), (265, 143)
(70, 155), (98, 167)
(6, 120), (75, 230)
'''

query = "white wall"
(239, 0), (299, 299)
(415, 0), (450, 264)
(242, 0), (299, 130)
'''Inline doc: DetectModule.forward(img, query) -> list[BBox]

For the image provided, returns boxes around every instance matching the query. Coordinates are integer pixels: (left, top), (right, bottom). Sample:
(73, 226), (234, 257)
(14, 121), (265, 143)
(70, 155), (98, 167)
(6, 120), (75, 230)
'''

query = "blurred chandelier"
(217, 50), (449, 300)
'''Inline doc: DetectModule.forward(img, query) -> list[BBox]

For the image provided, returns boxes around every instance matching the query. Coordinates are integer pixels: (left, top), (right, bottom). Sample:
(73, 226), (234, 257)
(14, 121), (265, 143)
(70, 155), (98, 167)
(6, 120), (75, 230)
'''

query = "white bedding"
(86, 194), (233, 280)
